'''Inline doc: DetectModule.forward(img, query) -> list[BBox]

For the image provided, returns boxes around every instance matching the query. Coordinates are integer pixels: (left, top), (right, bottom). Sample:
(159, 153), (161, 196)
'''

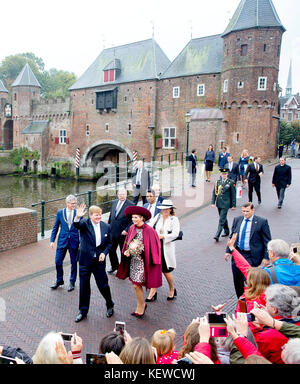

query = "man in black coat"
(225, 202), (271, 298)
(187, 149), (197, 187)
(107, 188), (134, 274)
(225, 156), (240, 184)
(272, 157), (292, 209)
(132, 160), (150, 205)
(73, 204), (114, 322)
(245, 156), (263, 205)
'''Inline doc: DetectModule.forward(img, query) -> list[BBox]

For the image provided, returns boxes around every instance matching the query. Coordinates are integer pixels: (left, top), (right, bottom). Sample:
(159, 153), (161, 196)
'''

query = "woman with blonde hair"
(119, 337), (156, 364)
(227, 235), (271, 313)
(238, 149), (250, 186)
(151, 329), (178, 364)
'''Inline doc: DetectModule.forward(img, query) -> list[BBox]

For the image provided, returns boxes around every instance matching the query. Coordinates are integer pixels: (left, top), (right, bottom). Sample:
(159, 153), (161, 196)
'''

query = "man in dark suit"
(272, 157), (292, 209)
(187, 149), (197, 187)
(132, 160), (150, 205)
(143, 187), (165, 226)
(50, 195), (79, 292)
(107, 188), (134, 274)
(225, 156), (240, 184)
(245, 156), (263, 204)
(225, 202), (271, 298)
(73, 204), (114, 322)
(218, 147), (230, 170)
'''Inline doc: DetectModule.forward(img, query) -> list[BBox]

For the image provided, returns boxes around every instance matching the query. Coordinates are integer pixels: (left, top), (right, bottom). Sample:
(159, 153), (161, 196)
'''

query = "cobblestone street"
(0, 159), (299, 361)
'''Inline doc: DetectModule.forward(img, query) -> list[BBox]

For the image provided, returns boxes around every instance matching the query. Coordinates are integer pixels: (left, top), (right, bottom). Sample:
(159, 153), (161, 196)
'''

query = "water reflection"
(0, 176), (99, 232)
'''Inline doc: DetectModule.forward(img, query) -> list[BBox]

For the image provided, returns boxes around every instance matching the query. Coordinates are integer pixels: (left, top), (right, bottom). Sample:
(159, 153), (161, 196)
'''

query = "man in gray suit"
(225, 156), (240, 184)
(132, 160), (150, 205)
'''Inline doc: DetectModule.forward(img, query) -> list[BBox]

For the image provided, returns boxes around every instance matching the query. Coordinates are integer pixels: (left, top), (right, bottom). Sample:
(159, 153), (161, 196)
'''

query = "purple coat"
(116, 223), (162, 289)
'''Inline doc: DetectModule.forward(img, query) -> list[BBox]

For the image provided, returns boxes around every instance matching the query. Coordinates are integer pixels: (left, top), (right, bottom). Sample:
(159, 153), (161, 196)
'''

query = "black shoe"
(108, 268), (117, 274)
(221, 233), (230, 237)
(167, 289), (177, 301)
(278, 205), (282, 209)
(106, 306), (114, 318)
(258, 201), (261, 205)
(50, 281), (64, 290)
(145, 292), (157, 302)
(214, 236), (219, 242)
(67, 283), (75, 292)
(75, 312), (87, 323)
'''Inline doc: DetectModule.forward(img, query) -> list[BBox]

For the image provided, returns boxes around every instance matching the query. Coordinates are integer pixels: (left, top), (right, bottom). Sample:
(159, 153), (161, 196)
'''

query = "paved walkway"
(0, 158), (299, 361)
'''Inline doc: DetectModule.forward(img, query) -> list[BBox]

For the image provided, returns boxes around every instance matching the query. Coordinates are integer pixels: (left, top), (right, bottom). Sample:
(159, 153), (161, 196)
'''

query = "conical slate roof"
(222, 0), (285, 37)
(0, 79), (8, 93)
(12, 63), (41, 87)
(69, 39), (171, 90)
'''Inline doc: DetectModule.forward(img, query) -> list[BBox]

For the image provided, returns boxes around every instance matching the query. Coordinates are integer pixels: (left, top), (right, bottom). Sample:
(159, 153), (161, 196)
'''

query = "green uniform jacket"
(211, 178), (236, 209)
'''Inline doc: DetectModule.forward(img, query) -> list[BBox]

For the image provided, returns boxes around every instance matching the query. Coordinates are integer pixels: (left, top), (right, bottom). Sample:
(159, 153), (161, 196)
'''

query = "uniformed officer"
(211, 168), (236, 242)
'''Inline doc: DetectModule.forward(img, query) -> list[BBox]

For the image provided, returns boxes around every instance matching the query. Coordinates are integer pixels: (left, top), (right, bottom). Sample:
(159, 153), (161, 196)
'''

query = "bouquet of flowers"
(127, 238), (144, 257)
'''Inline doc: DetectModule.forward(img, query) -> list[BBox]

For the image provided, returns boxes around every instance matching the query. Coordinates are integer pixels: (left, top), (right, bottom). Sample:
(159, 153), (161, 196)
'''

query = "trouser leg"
(79, 265), (92, 314)
(216, 208), (229, 237)
(109, 238), (120, 270)
(69, 247), (78, 285)
(248, 183), (253, 202)
(254, 182), (261, 203)
(278, 187), (286, 206)
(93, 262), (114, 309)
(55, 247), (67, 283)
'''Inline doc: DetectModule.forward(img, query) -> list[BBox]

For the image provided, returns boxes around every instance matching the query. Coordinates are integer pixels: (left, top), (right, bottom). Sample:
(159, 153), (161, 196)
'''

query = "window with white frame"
(59, 129), (67, 144)
(223, 79), (228, 93)
(237, 81), (244, 89)
(163, 127), (176, 148)
(296, 113), (299, 120)
(197, 84), (205, 96)
(288, 112), (293, 122)
(173, 87), (180, 98)
(282, 112), (285, 119)
(105, 123), (109, 132)
(258, 77), (267, 91)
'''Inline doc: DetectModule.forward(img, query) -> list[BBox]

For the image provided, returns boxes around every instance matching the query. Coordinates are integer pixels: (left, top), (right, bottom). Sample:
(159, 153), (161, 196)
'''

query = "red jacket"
(233, 337), (264, 359)
(194, 342), (221, 364)
(252, 320), (300, 364)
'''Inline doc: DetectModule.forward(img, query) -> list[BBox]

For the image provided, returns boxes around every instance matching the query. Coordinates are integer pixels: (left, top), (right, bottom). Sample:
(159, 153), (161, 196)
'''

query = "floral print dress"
(129, 228), (145, 285)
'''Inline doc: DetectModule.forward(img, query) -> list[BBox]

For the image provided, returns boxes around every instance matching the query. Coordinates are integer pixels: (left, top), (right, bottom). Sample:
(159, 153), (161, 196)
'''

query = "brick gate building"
(0, 0), (285, 175)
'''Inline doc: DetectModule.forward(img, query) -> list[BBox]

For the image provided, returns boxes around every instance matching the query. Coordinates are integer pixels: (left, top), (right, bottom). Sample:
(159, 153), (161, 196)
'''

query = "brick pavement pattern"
(0, 159), (299, 361)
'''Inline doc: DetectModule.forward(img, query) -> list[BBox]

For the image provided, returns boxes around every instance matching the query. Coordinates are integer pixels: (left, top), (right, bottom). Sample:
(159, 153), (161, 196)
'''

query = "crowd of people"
(1, 147), (300, 366)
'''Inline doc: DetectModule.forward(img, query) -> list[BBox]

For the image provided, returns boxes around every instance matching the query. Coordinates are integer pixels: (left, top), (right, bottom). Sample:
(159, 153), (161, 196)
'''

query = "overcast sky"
(1, 0), (299, 94)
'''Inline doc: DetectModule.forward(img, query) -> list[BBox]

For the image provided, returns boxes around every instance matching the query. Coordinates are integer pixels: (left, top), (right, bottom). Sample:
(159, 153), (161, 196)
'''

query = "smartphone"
(0, 356), (17, 364)
(210, 326), (228, 337)
(115, 321), (125, 336)
(238, 298), (247, 313)
(246, 313), (255, 322)
(86, 353), (107, 365)
(176, 357), (192, 365)
(293, 247), (298, 254)
(61, 333), (73, 342)
(207, 312), (227, 324)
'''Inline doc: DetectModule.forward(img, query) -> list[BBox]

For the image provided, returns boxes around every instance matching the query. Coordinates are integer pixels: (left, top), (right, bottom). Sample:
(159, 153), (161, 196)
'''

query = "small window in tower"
(236, 133), (240, 143)
(237, 81), (244, 89)
(277, 45), (281, 57)
(14, 93), (17, 101)
(197, 84), (205, 96)
(223, 80), (228, 93)
(258, 77), (267, 91)
(241, 44), (247, 56)
(173, 87), (180, 98)
(105, 123), (109, 132)
(263, 44), (267, 52)
(128, 124), (132, 135)
(86, 124), (90, 136)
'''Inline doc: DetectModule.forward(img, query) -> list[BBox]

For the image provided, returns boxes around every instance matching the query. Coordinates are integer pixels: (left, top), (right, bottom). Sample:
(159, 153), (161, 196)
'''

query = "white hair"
(281, 338), (300, 364)
(265, 284), (300, 318)
(32, 332), (64, 364)
(66, 195), (77, 203)
(267, 239), (290, 259)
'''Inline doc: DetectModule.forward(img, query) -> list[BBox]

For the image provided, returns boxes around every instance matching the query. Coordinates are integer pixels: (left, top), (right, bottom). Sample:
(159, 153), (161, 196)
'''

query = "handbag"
(171, 230), (183, 242)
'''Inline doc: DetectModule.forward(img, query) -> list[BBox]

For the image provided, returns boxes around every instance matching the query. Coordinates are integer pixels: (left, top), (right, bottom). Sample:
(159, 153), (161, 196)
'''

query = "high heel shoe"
(131, 304), (147, 318)
(167, 288), (177, 301)
(145, 292), (157, 302)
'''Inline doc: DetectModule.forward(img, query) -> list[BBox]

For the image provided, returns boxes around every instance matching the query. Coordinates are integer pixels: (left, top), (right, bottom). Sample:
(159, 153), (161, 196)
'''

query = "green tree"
(44, 68), (76, 99)
(291, 121), (300, 143)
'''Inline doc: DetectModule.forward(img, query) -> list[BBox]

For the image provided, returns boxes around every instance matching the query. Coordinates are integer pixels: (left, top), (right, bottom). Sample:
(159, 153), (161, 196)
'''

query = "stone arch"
(262, 100), (269, 107)
(241, 100), (248, 107)
(253, 100), (259, 107)
(231, 101), (237, 108)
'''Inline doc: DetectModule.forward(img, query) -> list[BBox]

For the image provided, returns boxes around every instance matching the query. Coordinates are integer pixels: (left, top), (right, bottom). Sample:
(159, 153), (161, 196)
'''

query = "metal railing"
(32, 152), (185, 237)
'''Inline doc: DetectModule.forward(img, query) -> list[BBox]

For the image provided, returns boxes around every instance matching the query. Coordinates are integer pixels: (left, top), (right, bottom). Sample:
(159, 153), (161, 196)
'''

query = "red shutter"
(65, 138), (69, 144)
(156, 138), (162, 149)
(54, 137), (59, 144)
(104, 71), (109, 82)
(109, 69), (115, 82)
(174, 139), (178, 148)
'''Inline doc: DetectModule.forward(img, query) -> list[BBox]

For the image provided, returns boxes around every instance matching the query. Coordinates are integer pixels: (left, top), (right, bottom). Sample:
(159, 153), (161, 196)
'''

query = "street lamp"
(185, 111), (192, 161)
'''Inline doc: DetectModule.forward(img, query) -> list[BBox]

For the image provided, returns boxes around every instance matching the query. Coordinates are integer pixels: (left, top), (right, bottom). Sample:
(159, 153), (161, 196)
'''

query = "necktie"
(239, 219), (250, 250)
(115, 201), (122, 217)
(256, 164), (259, 172)
(68, 211), (73, 227)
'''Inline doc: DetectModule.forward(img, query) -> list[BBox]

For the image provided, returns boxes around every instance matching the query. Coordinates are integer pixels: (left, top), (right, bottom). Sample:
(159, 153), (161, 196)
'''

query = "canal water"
(0, 175), (102, 233)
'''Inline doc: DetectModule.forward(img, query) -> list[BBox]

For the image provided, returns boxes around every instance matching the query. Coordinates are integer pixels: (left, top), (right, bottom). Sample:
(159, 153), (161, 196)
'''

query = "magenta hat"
(124, 205), (152, 221)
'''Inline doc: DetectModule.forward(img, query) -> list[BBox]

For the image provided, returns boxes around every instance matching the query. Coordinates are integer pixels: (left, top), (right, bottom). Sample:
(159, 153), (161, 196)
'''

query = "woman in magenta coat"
(116, 206), (162, 318)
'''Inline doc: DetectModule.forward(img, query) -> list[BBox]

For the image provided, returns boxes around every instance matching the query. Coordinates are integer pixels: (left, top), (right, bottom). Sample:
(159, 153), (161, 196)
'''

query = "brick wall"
(0, 208), (38, 252)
